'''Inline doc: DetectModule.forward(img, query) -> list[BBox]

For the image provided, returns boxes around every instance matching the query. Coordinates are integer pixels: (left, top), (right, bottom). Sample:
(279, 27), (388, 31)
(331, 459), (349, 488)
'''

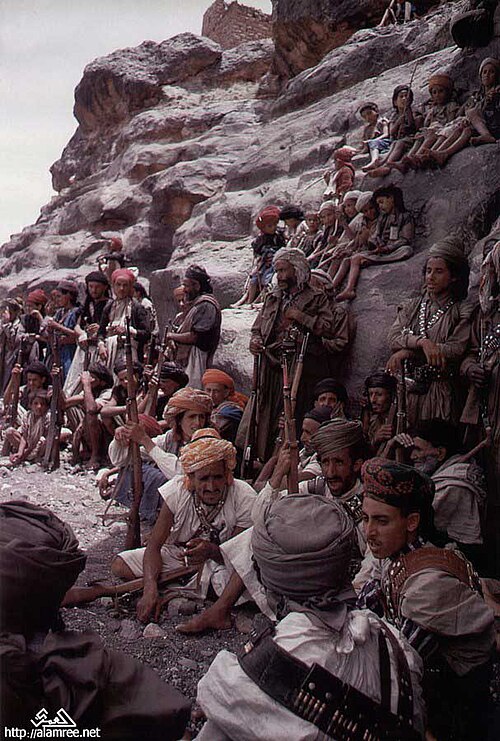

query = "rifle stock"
(240, 353), (260, 480)
(395, 361), (408, 464)
(43, 332), (62, 471)
(124, 317), (144, 550)
(8, 347), (23, 428)
(282, 331), (299, 494)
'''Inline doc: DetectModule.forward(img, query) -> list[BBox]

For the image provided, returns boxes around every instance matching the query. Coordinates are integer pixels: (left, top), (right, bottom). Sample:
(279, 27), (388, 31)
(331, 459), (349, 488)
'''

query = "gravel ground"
(0, 459), (254, 736)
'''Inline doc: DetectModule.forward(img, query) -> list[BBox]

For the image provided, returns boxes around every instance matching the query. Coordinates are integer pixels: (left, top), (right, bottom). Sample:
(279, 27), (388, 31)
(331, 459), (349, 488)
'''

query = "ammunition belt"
(238, 617), (420, 740)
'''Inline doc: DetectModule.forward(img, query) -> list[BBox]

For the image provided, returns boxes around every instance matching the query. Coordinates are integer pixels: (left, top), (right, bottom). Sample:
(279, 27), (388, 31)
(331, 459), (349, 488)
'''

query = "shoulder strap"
(386, 547), (481, 623)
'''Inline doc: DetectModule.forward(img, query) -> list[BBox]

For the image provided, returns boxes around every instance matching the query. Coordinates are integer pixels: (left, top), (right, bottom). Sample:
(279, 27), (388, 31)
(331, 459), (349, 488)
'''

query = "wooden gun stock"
(43, 332), (62, 471)
(124, 317), (144, 551)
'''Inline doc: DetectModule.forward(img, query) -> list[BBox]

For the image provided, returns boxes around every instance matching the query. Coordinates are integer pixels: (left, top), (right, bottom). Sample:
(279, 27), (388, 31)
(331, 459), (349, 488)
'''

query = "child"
(323, 146), (357, 201)
(233, 206), (285, 306)
(335, 184), (414, 302)
(356, 103), (390, 167)
(279, 205), (305, 246)
(366, 84), (423, 177)
(295, 210), (321, 256)
(396, 73), (460, 171)
(9, 390), (50, 466)
(429, 57), (500, 166)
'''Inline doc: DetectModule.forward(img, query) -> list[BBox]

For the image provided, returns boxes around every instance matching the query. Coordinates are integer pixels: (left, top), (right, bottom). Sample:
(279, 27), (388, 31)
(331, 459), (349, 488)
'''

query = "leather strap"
(238, 620), (420, 740)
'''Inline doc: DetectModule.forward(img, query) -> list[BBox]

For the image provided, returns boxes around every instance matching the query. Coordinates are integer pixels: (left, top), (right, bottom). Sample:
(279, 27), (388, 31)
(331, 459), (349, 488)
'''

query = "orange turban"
(202, 369), (235, 393)
(333, 146), (356, 162)
(27, 289), (48, 305)
(428, 74), (453, 92)
(111, 268), (135, 284)
(163, 387), (213, 422)
(180, 428), (236, 477)
(138, 414), (163, 438)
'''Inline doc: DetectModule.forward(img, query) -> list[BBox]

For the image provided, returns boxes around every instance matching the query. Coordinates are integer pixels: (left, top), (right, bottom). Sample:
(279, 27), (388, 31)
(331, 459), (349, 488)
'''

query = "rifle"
(43, 331), (63, 471)
(61, 564), (198, 607)
(394, 360), (408, 463)
(290, 330), (310, 415)
(124, 317), (144, 550)
(143, 323), (172, 416)
(281, 329), (299, 493)
(8, 347), (24, 428)
(0, 327), (6, 393)
(240, 353), (261, 480)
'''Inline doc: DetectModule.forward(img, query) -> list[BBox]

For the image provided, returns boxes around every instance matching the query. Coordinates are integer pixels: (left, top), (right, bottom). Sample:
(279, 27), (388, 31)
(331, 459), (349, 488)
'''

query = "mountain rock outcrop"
(0, 0), (498, 396)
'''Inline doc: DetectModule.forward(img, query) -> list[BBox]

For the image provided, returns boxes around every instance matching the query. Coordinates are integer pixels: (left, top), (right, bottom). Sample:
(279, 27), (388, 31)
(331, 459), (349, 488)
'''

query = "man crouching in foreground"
(194, 493), (425, 740)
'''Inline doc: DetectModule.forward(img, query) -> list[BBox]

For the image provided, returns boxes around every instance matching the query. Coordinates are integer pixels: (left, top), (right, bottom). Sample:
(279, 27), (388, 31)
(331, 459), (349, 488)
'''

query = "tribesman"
(387, 237), (472, 426)
(309, 269), (351, 377)
(358, 458), (495, 741)
(0, 299), (25, 394)
(177, 418), (368, 635)
(97, 268), (151, 369)
(248, 248), (335, 461)
(64, 271), (111, 396)
(41, 280), (80, 381)
(195, 493), (425, 740)
(112, 428), (256, 625)
(165, 266), (221, 389)
(1, 361), (51, 453)
(384, 419), (487, 570)
(461, 235), (500, 576)
(362, 370), (397, 454)
(0, 501), (190, 738)
(105, 387), (213, 522)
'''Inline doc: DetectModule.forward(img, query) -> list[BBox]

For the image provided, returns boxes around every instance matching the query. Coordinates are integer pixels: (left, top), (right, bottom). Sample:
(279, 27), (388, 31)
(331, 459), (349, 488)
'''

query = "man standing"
(358, 457), (495, 741)
(249, 247), (335, 460)
(195, 493), (425, 740)
(166, 266), (221, 389)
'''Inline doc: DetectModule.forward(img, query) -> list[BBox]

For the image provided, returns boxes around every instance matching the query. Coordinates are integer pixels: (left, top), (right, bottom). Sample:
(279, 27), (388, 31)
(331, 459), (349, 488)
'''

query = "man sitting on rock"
(177, 418), (368, 635)
(358, 457), (495, 741)
(195, 492), (425, 740)
(165, 265), (221, 389)
(384, 419), (487, 569)
(0, 500), (190, 739)
(112, 428), (256, 624)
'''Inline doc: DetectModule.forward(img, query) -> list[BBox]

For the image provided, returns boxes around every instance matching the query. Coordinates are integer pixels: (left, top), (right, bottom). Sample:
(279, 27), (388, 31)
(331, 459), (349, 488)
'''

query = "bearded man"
(249, 247), (335, 460)
(166, 265), (221, 389)
(177, 418), (368, 635)
(112, 428), (256, 624)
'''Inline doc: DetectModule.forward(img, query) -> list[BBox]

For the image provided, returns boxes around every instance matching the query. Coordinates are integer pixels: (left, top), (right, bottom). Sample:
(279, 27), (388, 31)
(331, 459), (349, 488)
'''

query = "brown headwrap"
(202, 369), (235, 393)
(179, 427), (236, 478)
(428, 236), (468, 268)
(311, 418), (364, 459)
(111, 268), (135, 284)
(163, 387), (213, 422)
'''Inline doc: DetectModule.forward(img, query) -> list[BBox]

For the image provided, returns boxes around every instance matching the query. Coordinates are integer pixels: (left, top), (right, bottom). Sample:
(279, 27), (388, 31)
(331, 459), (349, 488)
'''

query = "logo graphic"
(31, 709), (77, 729)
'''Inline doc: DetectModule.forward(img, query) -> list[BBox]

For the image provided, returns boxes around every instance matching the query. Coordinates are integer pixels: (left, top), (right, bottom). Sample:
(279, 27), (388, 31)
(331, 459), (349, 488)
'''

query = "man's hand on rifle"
(114, 426), (132, 445)
(98, 342), (108, 362)
(109, 324), (126, 336)
(467, 363), (488, 388)
(249, 335), (264, 355)
(386, 349), (412, 374)
(184, 537), (220, 565)
(386, 433), (414, 453)
(127, 421), (153, 449)
(269, 445), (291, 491)
(374, 424), (394, 444)
(136, 584), (161, 624)
(11, 363), (22, 379)
(81, 370), (92, 387)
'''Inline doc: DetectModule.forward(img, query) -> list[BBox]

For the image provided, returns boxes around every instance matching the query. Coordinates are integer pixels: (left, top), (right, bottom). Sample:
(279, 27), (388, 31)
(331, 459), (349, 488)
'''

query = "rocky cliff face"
(0, 0), (498, 396)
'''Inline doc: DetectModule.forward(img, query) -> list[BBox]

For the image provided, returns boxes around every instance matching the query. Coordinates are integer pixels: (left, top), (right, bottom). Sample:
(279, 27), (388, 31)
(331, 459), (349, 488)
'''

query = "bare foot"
(429, 150), (448, 167)
(471, 134), (496, 145)
(362, 158), (381, 172)
(402, 155), (418, 169)
(391, 161), (409, 174)
(176, 604), (232, 634)
(367, 166), (391, 178)
(336, 290), (356, 302)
